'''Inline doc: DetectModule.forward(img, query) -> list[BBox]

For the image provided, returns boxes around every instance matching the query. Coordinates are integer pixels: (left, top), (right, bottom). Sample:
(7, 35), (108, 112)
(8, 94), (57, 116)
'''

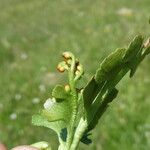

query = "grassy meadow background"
(0, 0), (150, 149)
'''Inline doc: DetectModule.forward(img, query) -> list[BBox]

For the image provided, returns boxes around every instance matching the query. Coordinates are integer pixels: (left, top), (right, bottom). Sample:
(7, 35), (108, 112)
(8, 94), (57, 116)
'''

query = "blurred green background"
(0, 0), (150, 149)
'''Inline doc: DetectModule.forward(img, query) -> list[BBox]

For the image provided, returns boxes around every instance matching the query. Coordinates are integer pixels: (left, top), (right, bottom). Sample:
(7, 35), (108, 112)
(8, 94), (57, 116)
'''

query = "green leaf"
(128, 45), (150, 77)
(102, 88), (118, 103)
(83, 77), (105, 110)
(41, 109), (64, 122)
(87, 88), (118, 131)
(32, 114), (66, 133)
(32, 97), (73, 134)
(129, 59), (140, 77)
(52, 85), (68, 100)
(123, 35), (143, 62)
(95, 48), (126, 83)
(80, 132), (92, 145)
(42, 100), (71, 123)
(128, 53), (144, 77)
(143, 46), (150, 56)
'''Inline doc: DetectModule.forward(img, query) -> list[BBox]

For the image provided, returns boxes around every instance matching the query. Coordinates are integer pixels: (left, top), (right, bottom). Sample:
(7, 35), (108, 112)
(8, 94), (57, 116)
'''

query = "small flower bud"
(77, 65), (82, 71)
(57, 66), (65, 72)
(75, 70), (80, 76)
(66, 59), (72, 65)
(57, 61), (69, 72)
(62, 52), (71, 59)
(64, 84), (70, 92)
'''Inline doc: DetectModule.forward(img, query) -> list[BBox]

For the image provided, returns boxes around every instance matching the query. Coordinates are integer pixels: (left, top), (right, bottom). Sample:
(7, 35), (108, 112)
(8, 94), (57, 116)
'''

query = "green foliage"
(95, 48), (125, 82)
(83, 77), (104, 110)
(32, 36), (150, 150)
(32, 114), (66, 134)
(52, 85), (69, 100)
(0, 1), (150, 149)
(123, 35), (143, 62)
(87, 88), (118, 131)
(84, 35), (150, 133)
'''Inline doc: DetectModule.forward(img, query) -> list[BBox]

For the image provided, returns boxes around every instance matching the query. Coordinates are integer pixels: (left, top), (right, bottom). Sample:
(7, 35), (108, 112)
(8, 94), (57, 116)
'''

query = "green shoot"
(32, 35), (150, 150)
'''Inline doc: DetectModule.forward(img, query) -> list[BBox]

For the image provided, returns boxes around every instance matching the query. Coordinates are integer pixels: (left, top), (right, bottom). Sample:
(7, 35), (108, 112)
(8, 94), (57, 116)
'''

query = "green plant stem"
(58, 144), (65, 150)
(70, 118), (88, 150)
(58, 136), (66, 150)
(66, 56), (78, 150)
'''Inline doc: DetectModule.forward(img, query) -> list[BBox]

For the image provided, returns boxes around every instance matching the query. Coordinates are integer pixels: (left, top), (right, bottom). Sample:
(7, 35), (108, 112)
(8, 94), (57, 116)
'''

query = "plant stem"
(58, 136), (66, 150)
(70, 118), (88, 150)
(66, 55), (78, 150)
